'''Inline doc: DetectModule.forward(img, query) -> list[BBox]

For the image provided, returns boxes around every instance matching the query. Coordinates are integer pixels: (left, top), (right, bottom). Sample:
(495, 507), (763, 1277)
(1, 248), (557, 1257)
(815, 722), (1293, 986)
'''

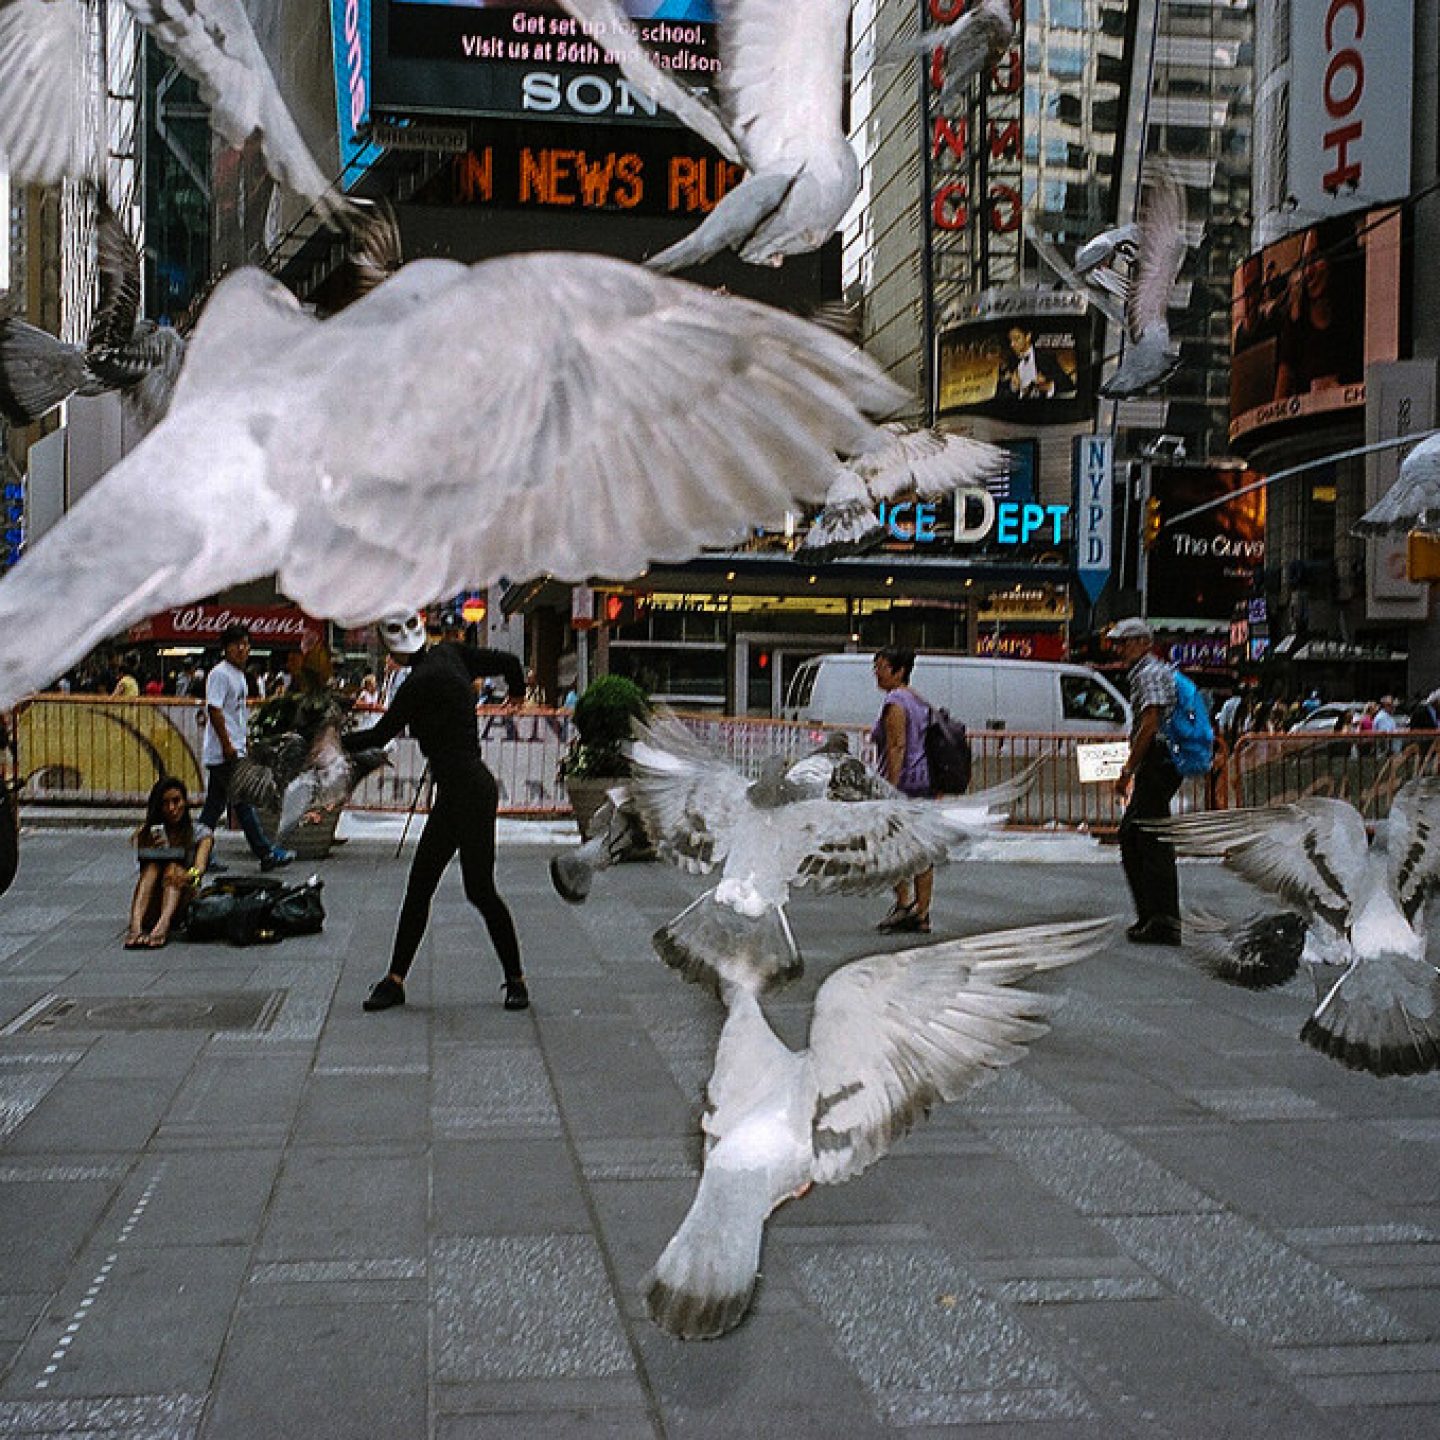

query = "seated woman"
(125, 777), (213, 949)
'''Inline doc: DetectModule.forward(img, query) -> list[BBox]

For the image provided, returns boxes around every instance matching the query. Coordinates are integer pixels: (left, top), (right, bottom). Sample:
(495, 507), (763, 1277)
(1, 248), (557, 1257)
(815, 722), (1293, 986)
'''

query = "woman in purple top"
(871, 646), (933, 933)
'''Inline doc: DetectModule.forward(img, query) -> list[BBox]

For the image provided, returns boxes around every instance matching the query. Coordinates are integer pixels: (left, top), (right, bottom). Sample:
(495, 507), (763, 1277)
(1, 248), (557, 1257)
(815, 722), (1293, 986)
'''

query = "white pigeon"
(0, 253), (906, 710)
(797, 422), (1010, 562)
(1097, 169), (1189, 400)
(622, 718), (1035, 994)
(0, 0), (352, 223)
(1355, 433), (1440, 535)
(558, 0), (858, 271)
(889, 0), (1014, 107)
(645, 915), (1114, 1339)
(1027, 223), (1128, 329)
(1148, 780), (1440, 1076)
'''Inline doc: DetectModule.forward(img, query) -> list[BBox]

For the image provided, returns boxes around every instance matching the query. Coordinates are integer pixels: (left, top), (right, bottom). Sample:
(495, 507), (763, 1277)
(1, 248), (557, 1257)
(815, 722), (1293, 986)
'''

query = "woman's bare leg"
(127, 867), (161, 943)
(146, 866), (189, 945)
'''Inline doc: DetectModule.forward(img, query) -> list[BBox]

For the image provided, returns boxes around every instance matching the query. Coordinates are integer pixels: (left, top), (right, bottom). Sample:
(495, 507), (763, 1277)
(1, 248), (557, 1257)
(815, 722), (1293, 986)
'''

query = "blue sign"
(1072, 434), (1113, 604)
(330, 0), (384, 187)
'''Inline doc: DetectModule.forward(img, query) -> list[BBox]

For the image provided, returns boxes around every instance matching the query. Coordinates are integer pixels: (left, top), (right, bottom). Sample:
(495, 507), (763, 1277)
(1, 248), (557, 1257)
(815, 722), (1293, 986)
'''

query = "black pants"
(390, 763), (522, 984)
(1118, 747), (1181, 925)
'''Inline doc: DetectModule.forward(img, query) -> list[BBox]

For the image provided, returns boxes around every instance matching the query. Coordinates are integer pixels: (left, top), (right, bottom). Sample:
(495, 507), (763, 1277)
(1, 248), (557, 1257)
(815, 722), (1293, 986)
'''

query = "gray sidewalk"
(0, 826), (1437, 1438)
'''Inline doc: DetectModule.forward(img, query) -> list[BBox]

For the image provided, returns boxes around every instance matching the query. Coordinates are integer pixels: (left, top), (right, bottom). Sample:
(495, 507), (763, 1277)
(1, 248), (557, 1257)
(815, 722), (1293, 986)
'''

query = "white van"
(782, 653), (1131, 735)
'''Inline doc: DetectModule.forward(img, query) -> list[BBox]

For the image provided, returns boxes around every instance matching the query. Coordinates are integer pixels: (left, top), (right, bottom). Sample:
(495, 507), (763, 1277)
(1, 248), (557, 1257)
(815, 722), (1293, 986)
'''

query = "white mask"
(378, 612), (426, 655)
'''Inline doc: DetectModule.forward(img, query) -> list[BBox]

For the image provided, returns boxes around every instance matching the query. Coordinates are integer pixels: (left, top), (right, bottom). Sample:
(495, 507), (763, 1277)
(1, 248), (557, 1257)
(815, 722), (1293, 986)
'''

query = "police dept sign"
(874, 492), (1069, 548)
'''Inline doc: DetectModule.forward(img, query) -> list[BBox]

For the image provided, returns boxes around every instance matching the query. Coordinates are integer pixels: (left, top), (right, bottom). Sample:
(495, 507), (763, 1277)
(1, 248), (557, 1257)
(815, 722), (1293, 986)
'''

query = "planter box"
(256, 805), (341, 862)
(563, 777), (619, 840)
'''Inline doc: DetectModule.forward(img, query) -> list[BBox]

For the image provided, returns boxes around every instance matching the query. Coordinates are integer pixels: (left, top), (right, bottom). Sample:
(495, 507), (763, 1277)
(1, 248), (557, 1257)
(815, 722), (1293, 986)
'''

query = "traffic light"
(1143, 496), (1162, 551)
(601, 592), (649, 626)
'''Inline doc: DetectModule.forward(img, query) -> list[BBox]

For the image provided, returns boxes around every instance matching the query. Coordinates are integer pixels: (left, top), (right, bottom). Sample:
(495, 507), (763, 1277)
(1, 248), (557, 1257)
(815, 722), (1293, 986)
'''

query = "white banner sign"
(1076, 742), (1130, 784)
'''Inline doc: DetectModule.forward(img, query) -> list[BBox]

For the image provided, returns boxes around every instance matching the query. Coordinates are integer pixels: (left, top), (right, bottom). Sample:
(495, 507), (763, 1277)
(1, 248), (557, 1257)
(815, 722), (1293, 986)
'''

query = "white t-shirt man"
(202, 658), (251, 767)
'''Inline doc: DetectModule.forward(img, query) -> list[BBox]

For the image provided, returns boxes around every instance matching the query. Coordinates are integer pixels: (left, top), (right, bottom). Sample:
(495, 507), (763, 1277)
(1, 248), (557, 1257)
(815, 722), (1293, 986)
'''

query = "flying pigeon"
(549, 732), (878, 905)
(622, 718), (1036, 994)
(230, 711), (388, 842)
(796, 423), (1010, 563)
(1097, 169), (1189, 400)
(0, 252), (905, 710)
(1355, 433), (1440, 535)
(1181, 906), (1310, 989)
(888, 0), (1015, 108)
(1027, 223), (1128, 329)
(645, 914), (1113, 1339)
(1148, 781), (1440, 1076)
(0, 0), (354, 224)
(557, 0), (859, 271)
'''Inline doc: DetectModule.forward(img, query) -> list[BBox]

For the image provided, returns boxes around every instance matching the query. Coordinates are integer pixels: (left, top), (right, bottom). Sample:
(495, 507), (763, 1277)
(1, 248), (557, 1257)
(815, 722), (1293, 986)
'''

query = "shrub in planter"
(558, 675), (650, 838)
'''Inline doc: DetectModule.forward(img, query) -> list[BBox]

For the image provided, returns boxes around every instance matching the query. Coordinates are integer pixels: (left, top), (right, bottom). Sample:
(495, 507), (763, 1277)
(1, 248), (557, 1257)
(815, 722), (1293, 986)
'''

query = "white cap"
(377, 612), (427, 655)
(1107, 617), (1154, 643)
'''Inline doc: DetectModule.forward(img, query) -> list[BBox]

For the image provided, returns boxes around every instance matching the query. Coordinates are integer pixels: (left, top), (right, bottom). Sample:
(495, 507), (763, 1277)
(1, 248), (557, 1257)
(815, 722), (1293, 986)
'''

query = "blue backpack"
(1164, 669), (1215, 777)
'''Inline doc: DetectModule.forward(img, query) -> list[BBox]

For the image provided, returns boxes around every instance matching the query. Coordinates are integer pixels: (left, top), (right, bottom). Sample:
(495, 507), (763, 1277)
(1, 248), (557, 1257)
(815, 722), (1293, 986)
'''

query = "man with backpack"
(1108, 618), (1184, 946)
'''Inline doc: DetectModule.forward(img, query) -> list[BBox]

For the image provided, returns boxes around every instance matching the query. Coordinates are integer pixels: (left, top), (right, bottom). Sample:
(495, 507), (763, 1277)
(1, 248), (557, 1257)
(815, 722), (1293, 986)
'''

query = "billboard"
(1288, 0), (1412, 223)
(1229, 207), (1404, 444)
(372, 0), (719, 125)
(1146, 467), (1265, 623)
(936, 291), (1095, 423)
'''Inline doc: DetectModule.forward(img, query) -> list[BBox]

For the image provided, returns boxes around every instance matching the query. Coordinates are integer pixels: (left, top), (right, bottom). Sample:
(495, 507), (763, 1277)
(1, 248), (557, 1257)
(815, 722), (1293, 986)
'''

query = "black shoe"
(1127, 918), (1182, 947)
(876, 902), (917, 933)
(502, 977), (530, 1011)
(363, 976), (405, 1011)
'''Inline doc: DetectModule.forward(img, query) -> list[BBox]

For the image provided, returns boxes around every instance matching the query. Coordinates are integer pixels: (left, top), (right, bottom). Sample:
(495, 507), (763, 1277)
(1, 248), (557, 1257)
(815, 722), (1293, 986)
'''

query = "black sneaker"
(502, 977), (530, 1011)
(261, 847), (296, 873)
(363, 976), (406, 1011)
(1127, 918), (1182, 947)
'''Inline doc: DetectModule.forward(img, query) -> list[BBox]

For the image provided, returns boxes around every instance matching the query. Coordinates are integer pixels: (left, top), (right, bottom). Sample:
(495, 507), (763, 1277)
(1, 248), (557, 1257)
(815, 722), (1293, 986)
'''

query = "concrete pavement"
(0, 822), (1438, 1438)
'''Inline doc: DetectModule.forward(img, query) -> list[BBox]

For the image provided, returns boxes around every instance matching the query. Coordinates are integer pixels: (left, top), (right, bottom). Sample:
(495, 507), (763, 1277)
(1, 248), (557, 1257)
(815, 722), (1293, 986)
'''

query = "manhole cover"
(11, 991), (285, 1035)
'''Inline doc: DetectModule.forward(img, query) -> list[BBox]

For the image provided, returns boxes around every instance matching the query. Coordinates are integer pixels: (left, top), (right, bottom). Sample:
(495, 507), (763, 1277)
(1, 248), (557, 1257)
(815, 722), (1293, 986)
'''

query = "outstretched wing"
(807, 918), (1112, 1185)
(554, 0), (740, 163)
(784, 797), (961, 895)
(623, 722), (753, 873)
(1028, 225), (1127, 327)
(1356, 435), (1440, 535)
(848, 423), (1010, 502)
(1146, 799), (1369, 932)
(122, 0), (349, 220)
(0, 0), (92, 185)
(1126, 168), (1188, 342)
(1386, 776), (1440, 924)
(267, 252), (905, 624)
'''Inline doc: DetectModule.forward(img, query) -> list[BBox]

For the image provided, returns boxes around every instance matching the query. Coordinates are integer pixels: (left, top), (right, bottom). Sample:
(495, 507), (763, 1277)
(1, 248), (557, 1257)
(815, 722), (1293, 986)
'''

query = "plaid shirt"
(1127, 652), (1176, 739)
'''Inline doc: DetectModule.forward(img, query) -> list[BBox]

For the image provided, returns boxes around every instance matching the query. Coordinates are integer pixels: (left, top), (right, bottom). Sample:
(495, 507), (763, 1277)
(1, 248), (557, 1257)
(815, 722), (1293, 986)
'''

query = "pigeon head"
(748, 754), (803, 809)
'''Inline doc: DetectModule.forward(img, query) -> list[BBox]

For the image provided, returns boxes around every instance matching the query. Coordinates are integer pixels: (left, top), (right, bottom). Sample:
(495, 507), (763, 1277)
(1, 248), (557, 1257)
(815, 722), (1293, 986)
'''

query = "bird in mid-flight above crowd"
(0, 0), (355, 225)
(554, 0), (1013, 272)
(0, 251), (906, 711)
(1355, 432), (1440, 537)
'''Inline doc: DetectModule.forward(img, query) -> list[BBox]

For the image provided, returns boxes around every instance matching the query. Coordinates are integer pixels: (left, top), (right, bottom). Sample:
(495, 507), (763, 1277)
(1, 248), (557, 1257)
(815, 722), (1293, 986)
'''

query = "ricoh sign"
(1288, 0), (1412, 221)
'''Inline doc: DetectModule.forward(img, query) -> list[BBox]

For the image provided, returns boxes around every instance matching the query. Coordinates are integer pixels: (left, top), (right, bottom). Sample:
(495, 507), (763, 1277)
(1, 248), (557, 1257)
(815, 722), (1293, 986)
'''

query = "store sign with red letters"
(128, 604), (324, 650)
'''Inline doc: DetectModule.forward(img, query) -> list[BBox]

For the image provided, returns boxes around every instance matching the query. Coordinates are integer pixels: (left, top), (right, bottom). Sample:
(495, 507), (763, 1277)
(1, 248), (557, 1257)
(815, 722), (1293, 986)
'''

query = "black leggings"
(390, 764), (523, 984)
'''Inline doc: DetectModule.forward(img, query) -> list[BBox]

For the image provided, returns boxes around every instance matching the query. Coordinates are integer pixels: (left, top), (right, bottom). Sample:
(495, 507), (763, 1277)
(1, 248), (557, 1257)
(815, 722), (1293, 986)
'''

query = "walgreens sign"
(128, 604), (324, 650)
(1288, 0), (1411, 220)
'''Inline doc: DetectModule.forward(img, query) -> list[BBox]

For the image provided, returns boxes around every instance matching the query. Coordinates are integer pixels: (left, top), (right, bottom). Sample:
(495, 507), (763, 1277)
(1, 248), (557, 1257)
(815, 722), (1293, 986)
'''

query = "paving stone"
(0, 1393), (204, 1437)
(432, 1139), (591, 1235)
(432, 1046), (560, 1134)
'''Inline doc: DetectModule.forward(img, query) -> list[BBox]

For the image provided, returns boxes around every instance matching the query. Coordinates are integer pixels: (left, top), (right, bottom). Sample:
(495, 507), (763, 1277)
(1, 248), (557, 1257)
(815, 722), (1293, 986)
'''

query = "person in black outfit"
(345, 612), (530, 1012)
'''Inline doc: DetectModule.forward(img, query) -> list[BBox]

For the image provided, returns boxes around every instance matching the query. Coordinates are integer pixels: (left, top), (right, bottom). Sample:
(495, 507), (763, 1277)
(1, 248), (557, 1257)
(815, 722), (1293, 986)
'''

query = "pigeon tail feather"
(0, 316), (88, 425)
(644, 1164), (771, 1340)
(1300, 952), (1440, 1077)
(652, 889), (802, 997)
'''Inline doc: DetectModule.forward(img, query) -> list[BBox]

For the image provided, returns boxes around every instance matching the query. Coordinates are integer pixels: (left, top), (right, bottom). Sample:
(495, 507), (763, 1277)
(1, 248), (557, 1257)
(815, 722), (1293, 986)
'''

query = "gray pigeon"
(0, 253), (904, 710)
(1148, 779), (1440, 1076)
(1355, 433), (1440, 535)
(645, 915), (1114, 1339)
(1098, 169), (1189, 400)
(886, 0), (1014, 107)
(623, 718), (1036, 995)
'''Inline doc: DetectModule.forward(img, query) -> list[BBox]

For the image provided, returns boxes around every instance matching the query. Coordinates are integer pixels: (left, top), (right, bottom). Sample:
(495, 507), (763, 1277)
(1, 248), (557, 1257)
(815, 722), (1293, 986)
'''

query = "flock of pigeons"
(2, 0), (1439, 1344)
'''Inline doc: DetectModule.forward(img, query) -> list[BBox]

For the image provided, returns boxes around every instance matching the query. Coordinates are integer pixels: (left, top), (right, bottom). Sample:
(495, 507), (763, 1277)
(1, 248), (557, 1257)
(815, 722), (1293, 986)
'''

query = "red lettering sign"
(127, 604), (325, 649)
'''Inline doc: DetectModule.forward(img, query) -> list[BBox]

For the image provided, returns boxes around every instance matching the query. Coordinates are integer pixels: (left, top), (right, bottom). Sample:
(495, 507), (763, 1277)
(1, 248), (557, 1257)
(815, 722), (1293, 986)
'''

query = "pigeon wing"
(786, 796), (961, 895)
(1146, 800), (1369, 932)
(1126, 169), (1188, 342)
(554, 0), (740, 164)
(0, 0), (92, 185)
(623, 729), (752, 874)
(1356, 435), (1440, 535)
(122, 0), (347, 220)
(1386, 776), (1440, 925)
(807, 918), (1110, 1185)
(268, 252), (904, 624)
(1028, 226), (1127, 327)
(87, 199), (144, 355)
(850, 424), (1010, 502)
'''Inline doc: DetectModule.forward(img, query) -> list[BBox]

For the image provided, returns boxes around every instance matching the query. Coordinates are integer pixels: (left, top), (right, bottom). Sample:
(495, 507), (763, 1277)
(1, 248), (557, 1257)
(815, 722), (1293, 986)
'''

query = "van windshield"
(1061, 674), (1125, 723)
(786, 662), (821, 711)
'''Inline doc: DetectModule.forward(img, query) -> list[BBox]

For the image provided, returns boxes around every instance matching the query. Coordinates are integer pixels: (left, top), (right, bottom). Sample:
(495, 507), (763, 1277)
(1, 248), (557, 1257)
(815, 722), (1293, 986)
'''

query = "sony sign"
(1288, 0), (1412, 221)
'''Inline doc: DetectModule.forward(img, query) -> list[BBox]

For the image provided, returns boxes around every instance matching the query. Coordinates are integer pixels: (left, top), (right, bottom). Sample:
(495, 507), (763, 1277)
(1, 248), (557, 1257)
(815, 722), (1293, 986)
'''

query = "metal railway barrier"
(11, 693), (1439, 831)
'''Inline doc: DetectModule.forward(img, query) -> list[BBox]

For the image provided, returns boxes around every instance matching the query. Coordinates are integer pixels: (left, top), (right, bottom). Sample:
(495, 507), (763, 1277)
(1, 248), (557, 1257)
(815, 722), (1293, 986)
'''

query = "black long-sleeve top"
(344, 643), (525, 784)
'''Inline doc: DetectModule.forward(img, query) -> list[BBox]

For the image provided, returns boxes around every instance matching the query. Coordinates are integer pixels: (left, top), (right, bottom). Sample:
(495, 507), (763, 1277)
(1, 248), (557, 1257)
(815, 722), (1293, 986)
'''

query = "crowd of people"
(1212, 687), (1440, 748)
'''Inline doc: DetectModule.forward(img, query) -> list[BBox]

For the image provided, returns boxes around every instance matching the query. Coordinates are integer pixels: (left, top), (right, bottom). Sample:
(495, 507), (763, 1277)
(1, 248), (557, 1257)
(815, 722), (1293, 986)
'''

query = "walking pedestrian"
(345, 612), (531, 1013)
(1108, 618), (1182, 946)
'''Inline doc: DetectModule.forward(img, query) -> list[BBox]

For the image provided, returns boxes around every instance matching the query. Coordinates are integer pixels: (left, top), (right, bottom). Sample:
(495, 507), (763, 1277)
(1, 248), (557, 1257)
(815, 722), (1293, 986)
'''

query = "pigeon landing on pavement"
(557, 0), (858, 271)
(1148, 780), (1440, 1076)
(1097, 169), (1189, 399)
(644, 915), (1114, 1339)
(622, 719), (1036, 995)
(1355, 433), (1440, 535)
(0, 253), (904, 709)
(796, 424), (1010, 563)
